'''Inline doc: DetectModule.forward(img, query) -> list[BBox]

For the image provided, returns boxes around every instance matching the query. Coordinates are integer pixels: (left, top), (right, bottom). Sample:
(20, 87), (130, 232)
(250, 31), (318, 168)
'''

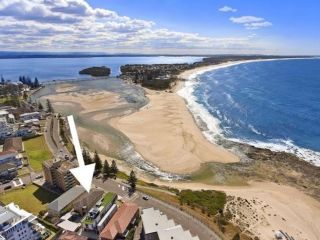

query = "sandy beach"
(39, 63), (320, 240)
(159, 180), (320, 240)
(110, 88), (239, 174)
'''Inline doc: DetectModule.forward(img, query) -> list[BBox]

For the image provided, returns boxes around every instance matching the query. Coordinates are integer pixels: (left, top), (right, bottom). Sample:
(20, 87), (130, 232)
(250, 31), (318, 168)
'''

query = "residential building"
(81, 192), (117, 233)
(99, 202), (139, 240)
(0, 110), (9, 122)
(48, 185), (86, 217)
(0, 163), (17, 179)
(73, 188), (105, 216)
(0, 151), (23, 167)
(0, 203), (45, 240)
(0, 121), (14, 140)
(3, 137), (23, 152)
(58, 231), (88, 240)
(141, 208), (199, 240)
(19, 112), (41, 121)
(43, 158), (77, 192)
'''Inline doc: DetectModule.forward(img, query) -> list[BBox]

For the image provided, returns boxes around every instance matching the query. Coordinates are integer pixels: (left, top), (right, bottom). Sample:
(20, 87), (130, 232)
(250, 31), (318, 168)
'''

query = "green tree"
(38, 102), (43, 111)
(102, 160), (110, 180)
(128, 170), (137, 192)
(46, 99), (54, 113)
(82, 149), (93, 165)
(94, 150), (102, 173)
(110, 159), (118, 177)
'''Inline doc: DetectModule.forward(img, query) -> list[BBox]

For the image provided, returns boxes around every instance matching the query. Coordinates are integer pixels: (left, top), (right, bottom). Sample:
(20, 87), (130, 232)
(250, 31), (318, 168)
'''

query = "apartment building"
(43, 158), (77, 192)
(141, 208), (199, 240)
(48, 185), (86, 217)
(81, 192), (117, 233)
(0, 203), (45, 240)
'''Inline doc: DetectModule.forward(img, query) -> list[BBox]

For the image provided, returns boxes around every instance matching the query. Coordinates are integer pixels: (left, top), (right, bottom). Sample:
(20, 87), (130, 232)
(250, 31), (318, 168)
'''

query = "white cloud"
(230, 16), (264, 24)
(230, 16), (272, 29)
(219, 6), (237, 12)
(0, 0), (268, 53)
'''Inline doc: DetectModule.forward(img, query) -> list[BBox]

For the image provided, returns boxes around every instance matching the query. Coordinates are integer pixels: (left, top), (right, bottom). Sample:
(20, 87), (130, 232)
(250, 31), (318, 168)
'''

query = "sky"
(0, 0), (319, 55)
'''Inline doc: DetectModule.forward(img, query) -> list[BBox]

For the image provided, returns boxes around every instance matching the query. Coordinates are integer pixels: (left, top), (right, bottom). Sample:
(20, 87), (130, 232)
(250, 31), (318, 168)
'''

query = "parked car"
(142, 196), (149, 201)
(35, 175), (43, 179)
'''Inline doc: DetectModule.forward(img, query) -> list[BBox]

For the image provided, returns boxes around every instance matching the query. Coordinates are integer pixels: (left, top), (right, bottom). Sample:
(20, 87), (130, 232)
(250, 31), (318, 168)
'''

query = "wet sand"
(110, 88), (239, 174)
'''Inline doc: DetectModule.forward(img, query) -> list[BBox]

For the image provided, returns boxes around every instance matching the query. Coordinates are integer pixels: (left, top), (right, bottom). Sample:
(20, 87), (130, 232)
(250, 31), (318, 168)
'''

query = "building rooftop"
(3, 137), (23, 152)
(0, 150), (16, 157)
(0, 203), (33, 227)
(0, 162), (16, 172)
(20, 112), (40, 117)
(141, 208), (199, 240)
(57, 231), (88, 240)
(100, 202), (139, 239)
(48, 185), (86, 213)
(0, 110), (8, 116)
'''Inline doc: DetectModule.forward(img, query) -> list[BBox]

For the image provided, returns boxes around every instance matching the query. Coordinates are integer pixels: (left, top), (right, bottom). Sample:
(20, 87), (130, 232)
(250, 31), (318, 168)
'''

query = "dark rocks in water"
(79, 66), (111, 77)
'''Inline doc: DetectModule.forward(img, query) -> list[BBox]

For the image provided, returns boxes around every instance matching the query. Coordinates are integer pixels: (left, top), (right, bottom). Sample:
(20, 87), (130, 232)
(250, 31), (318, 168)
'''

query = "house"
(0, 203), (45, 240)
(19, 111), (41, 121)
(3, 137), (23, 152)
(0, 151), (23, 167)
(81, 192), (117, 233)
(0, 162), (18, 179)
(58, 231), (88, 240)
(43, 158), (77, 192)
(99, 202), (139, 240)
(48, 185), (86, 217)
(0, 122), (14, 140)
(141, 208), (199, 240)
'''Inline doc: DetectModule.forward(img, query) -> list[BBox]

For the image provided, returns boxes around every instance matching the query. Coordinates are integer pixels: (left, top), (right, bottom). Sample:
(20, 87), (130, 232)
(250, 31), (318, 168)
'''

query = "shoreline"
(176, 58), (320, 166)
(31, 59), (320, 240)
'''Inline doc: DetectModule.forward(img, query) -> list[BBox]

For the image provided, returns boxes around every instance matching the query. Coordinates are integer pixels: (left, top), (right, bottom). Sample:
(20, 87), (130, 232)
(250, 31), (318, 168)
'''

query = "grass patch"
(102, 192), (116, 206)
(0, 184), (58, 215)
(24, 135), (52, 172)
(179, 190), (226, 216)
(18, 167), (30, 176)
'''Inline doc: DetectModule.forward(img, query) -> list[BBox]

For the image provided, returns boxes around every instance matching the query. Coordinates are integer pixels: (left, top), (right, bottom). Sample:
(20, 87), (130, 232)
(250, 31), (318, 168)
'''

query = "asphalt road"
(44, 115), (72, 160)
(93, 178), (220, 240)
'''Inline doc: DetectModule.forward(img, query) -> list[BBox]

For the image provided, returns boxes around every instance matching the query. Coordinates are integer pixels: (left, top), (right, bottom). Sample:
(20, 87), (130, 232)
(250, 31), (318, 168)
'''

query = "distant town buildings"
(43, 158), (78, 192)
(0, 203), (49, 240)
(99, 202), (139, 240)
(141, 207), (199, 240)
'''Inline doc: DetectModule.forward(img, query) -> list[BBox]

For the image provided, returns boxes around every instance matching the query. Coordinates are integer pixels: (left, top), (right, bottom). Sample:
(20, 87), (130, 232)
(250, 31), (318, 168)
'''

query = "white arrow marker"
(67, 115), (95, 192)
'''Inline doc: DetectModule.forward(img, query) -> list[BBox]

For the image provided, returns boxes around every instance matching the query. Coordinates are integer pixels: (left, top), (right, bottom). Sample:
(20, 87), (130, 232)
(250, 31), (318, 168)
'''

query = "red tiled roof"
(100, 202), (139, 240)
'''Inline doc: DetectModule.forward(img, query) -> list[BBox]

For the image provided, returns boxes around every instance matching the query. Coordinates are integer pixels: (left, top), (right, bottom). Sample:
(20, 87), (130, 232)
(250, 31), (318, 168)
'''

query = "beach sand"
(162, 180), (320, 240)
(41, 65), (320, 240)
(110, 87), (239, 174)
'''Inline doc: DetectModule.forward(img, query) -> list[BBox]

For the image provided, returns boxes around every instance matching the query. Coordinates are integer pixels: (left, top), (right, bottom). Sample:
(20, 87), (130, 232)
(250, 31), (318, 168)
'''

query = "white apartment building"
(0, 203), (42, 240)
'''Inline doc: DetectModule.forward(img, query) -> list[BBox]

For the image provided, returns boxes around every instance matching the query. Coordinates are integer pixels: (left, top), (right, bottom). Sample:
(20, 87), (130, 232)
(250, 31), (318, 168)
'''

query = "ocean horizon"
(179, 58), (320, 166)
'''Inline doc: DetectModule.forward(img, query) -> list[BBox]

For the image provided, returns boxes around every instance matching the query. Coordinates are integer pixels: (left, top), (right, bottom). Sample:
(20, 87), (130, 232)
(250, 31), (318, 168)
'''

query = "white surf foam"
(177, 58), (320, 167)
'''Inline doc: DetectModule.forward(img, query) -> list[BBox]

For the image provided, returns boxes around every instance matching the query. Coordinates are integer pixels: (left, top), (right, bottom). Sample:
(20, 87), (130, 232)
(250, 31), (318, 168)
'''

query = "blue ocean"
(179, 58), (320, 165)
(0, 56), (203, 81)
